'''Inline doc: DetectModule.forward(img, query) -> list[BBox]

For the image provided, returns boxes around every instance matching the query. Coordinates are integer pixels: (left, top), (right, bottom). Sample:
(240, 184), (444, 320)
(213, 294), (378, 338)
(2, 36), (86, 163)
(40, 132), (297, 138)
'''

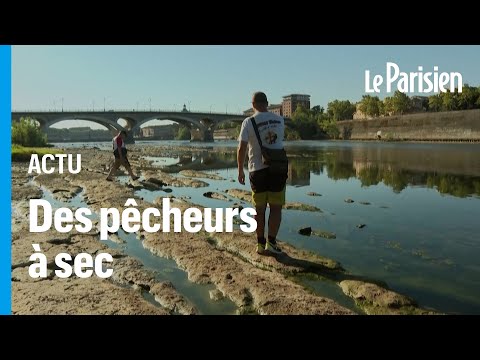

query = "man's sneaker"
(265, 241), (282, 254)
(256, 243), (266, 254)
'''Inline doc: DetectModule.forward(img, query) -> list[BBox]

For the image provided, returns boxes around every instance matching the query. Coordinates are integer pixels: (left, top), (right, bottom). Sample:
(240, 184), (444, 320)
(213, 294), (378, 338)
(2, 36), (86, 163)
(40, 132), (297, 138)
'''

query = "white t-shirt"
(238, 111), (285, 172)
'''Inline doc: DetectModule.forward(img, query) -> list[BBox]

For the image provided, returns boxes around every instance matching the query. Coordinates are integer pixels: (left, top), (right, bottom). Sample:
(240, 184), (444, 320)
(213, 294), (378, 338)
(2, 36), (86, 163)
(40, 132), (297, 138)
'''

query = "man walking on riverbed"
(237, 91), (287, 254)
(106, 130), (139, 182)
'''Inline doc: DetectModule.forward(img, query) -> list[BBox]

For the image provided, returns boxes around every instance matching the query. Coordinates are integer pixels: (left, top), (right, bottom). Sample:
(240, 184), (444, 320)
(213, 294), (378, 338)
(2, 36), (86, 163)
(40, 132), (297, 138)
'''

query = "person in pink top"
(106, 130), (139, 181)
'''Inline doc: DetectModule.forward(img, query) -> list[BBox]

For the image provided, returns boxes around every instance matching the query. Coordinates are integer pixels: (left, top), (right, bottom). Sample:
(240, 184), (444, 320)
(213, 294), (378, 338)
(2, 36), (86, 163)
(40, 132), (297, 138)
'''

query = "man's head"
(120, 130), (127, 139)
(252, 91), (268, 112)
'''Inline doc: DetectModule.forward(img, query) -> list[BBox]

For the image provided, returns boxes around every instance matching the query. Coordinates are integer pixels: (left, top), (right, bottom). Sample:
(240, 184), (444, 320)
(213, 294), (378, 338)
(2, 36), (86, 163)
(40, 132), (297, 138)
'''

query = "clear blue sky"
(12, 45), (480, 129)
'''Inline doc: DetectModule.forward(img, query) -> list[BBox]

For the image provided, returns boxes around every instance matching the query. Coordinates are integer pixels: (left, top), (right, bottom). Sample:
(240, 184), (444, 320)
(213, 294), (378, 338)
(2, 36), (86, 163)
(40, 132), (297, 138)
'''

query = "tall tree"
(428, 94), (442, 112)
(11, 117), (47, 147)
(311, 105), (324, 115)
(458, 85), (480, 110)
(383, 96), (394, 115)
(326, 100), (356, 120)
(391, 90), (412, 115)
(291, 105), (319, 139)
(358, 95), (382, 117)
(440, 90), (458, 111)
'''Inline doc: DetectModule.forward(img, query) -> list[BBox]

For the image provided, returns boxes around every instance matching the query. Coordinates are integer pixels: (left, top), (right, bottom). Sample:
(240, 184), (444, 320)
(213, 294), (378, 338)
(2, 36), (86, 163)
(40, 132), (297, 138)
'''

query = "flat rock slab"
(143, 170), (209, 188)
(312, 230), (337, 239)
(339, 280), (436, 315)
(225, 188), (251, 202)
(180, 170), (225, 180)
(284, 202), (322, 212)
(11, 162), (196, 315)
(203, 192), (229, 201)
(141, 198), (351, 315)
(226, 189), (321, 212)
(12, 277), (168, 315)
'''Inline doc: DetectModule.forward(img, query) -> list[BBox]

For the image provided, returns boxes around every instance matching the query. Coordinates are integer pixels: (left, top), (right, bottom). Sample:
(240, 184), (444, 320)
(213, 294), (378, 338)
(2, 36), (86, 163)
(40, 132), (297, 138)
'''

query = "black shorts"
(113, 149), (130, 166)
(114, 148), (127, 158)
(249, 168), (287, 193)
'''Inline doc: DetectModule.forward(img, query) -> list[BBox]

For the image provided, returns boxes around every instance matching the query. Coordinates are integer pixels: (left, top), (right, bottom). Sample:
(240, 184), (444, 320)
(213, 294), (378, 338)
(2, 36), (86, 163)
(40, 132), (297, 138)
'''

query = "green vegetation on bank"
(207, 86), (480, 141)
(359, 85), (480, 117)
(12, 117), (48, 147)
(289, 100), (356, 140)
(287, 85), (480, 140)
(174, 125), (191, 140)
(12, 144), (60, 162)
(11, 117), (58, 161)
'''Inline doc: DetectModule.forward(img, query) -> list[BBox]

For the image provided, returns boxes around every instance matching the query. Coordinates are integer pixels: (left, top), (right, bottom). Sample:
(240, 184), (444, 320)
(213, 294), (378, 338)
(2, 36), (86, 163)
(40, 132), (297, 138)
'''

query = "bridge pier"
(125, 131), (135, 144)
(190, 128), (214, 142)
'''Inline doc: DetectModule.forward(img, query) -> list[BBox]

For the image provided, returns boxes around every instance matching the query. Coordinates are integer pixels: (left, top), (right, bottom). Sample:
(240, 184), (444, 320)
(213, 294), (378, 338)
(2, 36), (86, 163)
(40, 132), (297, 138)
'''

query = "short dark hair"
(120, 130), (127, 136)
(252, 91), (268, 104)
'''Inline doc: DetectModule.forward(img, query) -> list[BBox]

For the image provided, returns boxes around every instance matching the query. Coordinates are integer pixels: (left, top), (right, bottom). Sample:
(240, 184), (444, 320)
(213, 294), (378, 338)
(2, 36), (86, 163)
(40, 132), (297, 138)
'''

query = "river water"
(53, 140), (480, 314)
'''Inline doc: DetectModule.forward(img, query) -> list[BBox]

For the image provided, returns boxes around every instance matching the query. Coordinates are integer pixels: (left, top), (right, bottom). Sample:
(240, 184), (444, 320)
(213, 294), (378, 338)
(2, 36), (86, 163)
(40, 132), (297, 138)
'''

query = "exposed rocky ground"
(11, 146), (435, 315)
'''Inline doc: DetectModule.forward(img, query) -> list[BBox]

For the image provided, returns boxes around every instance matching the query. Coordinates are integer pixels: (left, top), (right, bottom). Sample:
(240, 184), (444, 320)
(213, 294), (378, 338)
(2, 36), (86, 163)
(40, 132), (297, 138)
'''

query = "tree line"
(288, 85), (480, 140)
(12, 117), (48, 147)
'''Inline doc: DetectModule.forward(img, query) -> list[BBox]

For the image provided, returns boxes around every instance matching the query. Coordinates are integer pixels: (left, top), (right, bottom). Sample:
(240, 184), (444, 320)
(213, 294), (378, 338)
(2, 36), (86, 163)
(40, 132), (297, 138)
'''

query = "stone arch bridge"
(11, 110), (257, 143)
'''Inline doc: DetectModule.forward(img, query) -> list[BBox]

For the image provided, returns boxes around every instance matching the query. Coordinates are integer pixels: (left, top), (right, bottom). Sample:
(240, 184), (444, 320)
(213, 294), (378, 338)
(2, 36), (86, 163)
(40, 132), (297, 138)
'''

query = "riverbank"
(11, 146), (437, 314)
(337, 109), (480, 141)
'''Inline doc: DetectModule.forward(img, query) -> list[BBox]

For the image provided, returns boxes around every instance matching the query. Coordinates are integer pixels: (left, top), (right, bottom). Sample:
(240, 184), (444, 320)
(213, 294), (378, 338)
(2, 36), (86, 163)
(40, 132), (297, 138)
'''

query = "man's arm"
(237, 141), (247, 185)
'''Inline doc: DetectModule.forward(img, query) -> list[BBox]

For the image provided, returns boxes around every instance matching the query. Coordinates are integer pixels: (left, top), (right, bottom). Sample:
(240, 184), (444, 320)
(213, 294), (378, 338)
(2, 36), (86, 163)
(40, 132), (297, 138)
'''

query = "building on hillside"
(46, 127), (111, 141)
(282, 94), (310, 118)
(243, 108), (254, 116)
(411, 96), (429, 112)
(243, 94), (311, 118)
(243, 104), (283, 116)
(139, 125), (175, 139)
(268, 104), (282, 116)
(353, 103), (370, 120)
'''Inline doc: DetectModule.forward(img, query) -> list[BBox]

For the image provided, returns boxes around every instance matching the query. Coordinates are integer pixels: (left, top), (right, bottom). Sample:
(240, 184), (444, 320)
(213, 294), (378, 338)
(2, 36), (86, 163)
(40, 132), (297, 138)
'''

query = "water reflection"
(292, 144), (480, 198)
(158, 151), (237, 173)
(287, 161), (312, 186)
(136, 141), (480, 313)
(149, 143), (480, 198)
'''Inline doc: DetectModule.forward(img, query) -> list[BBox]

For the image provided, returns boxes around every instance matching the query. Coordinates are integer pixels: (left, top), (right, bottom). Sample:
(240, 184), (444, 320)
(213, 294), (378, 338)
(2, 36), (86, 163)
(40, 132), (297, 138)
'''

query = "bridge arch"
(211, 116), (245, 130)
(131, 115), (208, 141)
(132, 115), (204, 130)
(46, 116), (127, 133)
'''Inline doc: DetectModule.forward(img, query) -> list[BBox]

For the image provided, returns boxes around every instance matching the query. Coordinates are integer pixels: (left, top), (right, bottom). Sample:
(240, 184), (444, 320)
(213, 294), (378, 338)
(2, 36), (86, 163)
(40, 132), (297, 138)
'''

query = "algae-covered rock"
(312, 230), (336, 239)
(203, 192), (229, 201)
(209, 289), (225, 301)
(284, 202), (322, 212)
(180, 170), (225, 180)
(225, 188), (251, 202)
(339, 280), (436, 315)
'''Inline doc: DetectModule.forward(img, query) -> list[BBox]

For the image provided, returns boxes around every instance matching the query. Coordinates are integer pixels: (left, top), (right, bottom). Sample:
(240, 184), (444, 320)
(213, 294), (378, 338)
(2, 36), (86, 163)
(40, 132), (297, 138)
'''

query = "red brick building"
(243, 94), (311, 118)
(282, 94), (310, 118)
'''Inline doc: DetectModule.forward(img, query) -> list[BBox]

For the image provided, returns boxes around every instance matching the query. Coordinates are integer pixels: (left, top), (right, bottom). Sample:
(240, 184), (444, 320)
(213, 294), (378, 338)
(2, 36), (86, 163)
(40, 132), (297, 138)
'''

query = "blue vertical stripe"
(0, 45), (11, 315)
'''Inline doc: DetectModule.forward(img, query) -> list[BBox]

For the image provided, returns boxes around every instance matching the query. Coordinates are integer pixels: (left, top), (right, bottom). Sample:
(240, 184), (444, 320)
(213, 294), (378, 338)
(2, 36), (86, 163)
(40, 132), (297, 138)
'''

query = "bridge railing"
(12, 109), (245, 116)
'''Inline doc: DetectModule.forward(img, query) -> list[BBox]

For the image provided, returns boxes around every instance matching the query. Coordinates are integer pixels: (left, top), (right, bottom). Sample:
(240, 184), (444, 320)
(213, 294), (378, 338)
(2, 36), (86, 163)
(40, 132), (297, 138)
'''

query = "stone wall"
(337, 109), (480, 141)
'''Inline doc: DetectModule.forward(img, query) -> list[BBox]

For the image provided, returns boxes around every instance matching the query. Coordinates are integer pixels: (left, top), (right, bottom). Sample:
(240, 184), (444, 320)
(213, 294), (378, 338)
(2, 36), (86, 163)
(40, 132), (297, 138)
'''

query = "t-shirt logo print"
(265, 131), (278, 145)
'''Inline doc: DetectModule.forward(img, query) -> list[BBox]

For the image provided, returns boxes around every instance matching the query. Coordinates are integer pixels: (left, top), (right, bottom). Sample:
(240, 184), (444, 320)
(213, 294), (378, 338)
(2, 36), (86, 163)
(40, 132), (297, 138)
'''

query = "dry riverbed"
(11, 146), (434, 315)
